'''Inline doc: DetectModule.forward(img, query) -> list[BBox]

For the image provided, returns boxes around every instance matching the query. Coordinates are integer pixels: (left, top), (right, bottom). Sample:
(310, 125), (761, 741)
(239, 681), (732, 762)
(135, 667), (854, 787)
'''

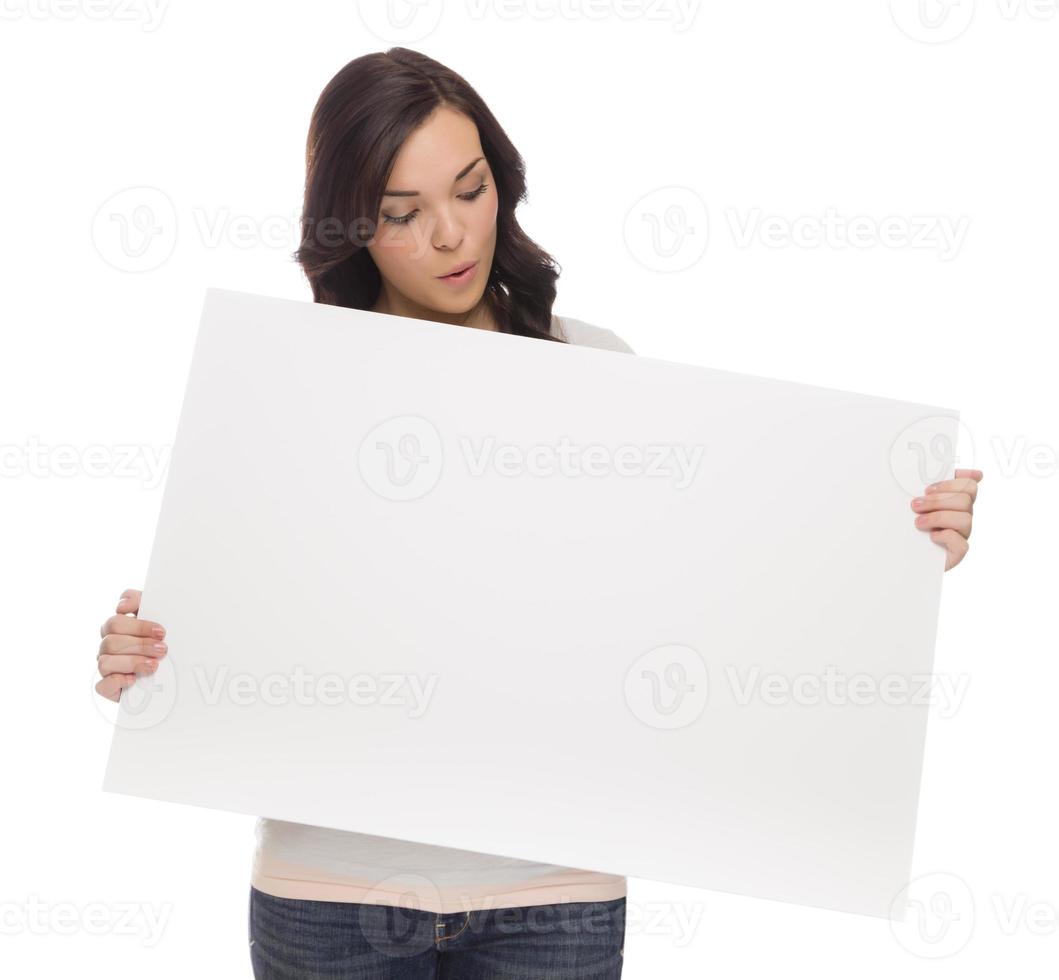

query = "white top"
(250, 312), (637, 914)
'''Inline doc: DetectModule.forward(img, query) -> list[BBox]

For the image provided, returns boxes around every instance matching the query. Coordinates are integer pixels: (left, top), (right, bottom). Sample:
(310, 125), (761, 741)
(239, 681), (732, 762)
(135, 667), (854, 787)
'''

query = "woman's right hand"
(95, 588), (168, 702)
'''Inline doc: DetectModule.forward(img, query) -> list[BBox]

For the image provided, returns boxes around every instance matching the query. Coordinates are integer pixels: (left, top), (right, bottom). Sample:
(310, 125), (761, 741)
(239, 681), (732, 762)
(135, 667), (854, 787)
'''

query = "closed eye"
(383, 182), (490, 226)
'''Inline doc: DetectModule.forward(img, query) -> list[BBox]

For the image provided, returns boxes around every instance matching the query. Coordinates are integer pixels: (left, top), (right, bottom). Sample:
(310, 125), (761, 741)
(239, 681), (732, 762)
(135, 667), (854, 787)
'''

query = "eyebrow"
(382, 157), (485, 198)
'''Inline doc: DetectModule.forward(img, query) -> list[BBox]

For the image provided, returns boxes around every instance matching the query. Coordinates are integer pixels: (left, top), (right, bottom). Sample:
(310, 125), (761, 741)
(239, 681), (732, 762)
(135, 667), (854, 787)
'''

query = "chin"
(429, 289), (484, 315)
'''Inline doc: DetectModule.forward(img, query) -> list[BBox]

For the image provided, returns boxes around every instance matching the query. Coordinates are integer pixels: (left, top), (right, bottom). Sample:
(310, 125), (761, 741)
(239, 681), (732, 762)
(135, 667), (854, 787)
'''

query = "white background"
(1, 1), (1055, 977)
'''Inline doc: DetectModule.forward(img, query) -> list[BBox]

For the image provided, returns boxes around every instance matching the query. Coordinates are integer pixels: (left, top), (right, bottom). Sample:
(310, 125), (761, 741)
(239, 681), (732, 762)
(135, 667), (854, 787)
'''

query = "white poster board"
(103, 287), (958, 919)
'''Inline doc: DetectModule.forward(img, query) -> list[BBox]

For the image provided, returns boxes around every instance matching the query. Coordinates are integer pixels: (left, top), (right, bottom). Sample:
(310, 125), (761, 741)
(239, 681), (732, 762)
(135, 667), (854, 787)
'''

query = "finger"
(930, 528), (969, 570)
(925, 477), (980, 502)
(914, 508), (972, 538)
(98, 652), (162, 678)
(98, 634), (168, 659)
(954, 468), (984, 482)
(100, 610), (166, 641)
(95, 672), (138, 702)
(116, 589), (142, 614)
(911, 491), (973, 514)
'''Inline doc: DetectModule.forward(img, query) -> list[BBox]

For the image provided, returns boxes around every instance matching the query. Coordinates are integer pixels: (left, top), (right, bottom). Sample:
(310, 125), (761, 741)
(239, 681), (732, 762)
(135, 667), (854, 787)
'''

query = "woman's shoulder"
(550, 313), (636, 355)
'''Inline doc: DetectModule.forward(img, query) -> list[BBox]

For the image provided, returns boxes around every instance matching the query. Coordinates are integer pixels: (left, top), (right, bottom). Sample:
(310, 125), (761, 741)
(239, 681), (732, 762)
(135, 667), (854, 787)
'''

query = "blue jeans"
(248, 885), (625, 979)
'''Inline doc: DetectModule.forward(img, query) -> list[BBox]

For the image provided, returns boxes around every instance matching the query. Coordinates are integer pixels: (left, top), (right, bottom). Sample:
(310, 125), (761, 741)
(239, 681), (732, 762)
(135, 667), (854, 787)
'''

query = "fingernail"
(152, 626), (165, 638)
(153, 642), (167, 654)
(144, 660), (158, 671)
(912, 497), (924, 507)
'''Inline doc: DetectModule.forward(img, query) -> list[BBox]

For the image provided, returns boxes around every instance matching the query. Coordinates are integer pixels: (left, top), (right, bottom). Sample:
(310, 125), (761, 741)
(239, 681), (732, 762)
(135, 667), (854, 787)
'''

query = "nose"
(430, 206), (464, 251)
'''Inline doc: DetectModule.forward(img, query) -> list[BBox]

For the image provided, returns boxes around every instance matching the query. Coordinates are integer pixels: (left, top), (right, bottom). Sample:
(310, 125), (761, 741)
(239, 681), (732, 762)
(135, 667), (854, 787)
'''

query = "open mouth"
(437, 260), (478, 284)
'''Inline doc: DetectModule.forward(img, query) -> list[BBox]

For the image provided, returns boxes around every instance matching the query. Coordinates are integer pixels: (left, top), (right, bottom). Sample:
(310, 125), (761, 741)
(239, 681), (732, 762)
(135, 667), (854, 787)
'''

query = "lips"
(437, 260), (477, 279)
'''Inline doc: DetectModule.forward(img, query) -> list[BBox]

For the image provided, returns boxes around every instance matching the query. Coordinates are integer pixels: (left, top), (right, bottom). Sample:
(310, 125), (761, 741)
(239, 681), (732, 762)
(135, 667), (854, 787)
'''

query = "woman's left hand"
(911, 468), (984, 571)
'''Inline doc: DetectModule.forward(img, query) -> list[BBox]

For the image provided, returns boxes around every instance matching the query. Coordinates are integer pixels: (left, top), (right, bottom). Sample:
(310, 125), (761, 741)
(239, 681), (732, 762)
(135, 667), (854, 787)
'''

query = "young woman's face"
(368, 107), (498, 320)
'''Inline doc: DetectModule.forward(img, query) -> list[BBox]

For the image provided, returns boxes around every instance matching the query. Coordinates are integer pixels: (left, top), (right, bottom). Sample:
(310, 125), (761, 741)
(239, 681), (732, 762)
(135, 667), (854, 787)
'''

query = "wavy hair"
(292, 48), (565, 343)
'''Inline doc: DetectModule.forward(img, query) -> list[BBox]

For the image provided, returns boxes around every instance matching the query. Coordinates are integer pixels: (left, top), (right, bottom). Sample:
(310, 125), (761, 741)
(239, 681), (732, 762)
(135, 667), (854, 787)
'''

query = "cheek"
(470, 196), (499, 244)
(369, 230), (422, 280)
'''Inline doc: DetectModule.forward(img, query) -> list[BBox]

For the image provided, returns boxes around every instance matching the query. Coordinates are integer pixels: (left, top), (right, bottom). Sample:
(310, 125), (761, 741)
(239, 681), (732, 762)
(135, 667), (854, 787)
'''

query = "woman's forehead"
(388, 109), (484, 187)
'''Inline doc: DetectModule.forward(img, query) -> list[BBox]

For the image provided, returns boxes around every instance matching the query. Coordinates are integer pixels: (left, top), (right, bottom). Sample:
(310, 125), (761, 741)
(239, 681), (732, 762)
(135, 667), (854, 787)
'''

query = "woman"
(94, 48), (982, 978)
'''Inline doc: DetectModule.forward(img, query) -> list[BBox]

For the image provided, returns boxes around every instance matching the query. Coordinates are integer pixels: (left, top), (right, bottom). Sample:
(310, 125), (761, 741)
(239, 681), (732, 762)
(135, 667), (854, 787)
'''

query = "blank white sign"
(103, 287), (958, 920)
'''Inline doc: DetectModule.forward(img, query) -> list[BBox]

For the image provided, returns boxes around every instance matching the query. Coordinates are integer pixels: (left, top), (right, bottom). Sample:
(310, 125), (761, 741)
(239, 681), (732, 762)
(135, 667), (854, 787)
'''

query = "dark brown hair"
(293, 48), (565, 343)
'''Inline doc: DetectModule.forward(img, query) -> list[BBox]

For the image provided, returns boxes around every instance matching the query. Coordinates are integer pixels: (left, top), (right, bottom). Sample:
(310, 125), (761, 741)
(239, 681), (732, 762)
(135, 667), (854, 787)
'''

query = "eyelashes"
(383, 182), (490, 226)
